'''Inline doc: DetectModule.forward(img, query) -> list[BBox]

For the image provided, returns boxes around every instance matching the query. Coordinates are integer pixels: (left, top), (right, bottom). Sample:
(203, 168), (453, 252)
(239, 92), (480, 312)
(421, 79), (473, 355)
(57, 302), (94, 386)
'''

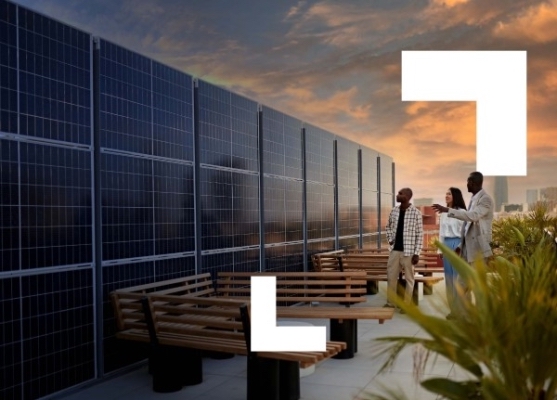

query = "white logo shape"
(250, 276), (326, 351)
(401, 51), (527, 176)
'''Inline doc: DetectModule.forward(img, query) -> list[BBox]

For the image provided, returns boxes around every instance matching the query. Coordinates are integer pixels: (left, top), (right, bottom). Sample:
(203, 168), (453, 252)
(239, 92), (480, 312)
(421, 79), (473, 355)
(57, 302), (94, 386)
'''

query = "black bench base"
(151, 346), (202, 393)
(367, 280), (379, 294)
(330, 319), (357, 359)
(247, 357), (300, 400)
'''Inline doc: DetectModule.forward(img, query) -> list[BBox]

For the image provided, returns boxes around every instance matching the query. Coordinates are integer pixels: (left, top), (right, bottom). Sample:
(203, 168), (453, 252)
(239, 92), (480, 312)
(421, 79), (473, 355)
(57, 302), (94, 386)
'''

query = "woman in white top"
(438, 187), (466, 319)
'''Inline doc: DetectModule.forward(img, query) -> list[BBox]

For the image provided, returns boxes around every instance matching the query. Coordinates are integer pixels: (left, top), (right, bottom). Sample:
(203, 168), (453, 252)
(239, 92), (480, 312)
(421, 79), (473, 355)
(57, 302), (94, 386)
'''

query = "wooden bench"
(217, 271), (368, 305)
(311, 250), (345, 272)
(347, 246), (443, 271)
(338, 254), (444, 303)
(215, 271), (395, 358)
(312, 249), (388, 294)
(337, 253), (389, 294)
(112, 292), (345, 399)
(415, 253), (444, 294)
(340, 253), (444, 274)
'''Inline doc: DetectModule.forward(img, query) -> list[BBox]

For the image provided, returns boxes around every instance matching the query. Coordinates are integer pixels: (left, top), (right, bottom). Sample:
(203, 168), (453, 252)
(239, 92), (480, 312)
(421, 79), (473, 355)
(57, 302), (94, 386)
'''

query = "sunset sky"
(15, 0), (557, 205)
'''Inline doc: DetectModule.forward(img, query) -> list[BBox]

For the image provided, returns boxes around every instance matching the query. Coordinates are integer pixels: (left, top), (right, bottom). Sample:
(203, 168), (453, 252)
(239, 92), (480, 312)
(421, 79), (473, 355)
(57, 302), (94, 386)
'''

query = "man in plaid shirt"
(384, 187), (423, 310)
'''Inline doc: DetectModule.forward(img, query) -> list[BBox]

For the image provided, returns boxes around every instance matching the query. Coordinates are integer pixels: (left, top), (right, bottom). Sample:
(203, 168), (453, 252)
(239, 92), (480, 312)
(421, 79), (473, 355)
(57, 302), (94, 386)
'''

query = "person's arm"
(454, 218), (464, 255)
(437, 214), (444, 254)
(412, 209), (423, 265)
(385, 209), (395, 245)
(448, 196), (493, 223)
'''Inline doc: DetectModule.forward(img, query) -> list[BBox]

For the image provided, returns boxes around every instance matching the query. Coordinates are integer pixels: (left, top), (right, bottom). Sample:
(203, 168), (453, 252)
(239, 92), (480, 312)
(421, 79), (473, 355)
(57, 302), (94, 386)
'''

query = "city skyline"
(13, 0), (557, 205)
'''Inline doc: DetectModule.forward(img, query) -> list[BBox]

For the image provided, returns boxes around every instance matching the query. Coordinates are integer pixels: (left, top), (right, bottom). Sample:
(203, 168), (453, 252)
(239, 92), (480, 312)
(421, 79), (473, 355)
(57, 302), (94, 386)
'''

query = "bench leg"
(247, 357), (280, 400)
(330, 319), (357, 359)
(151, 346), (202, 392)
(366, 280), (378, 295)
(279, 360), (301, 400)
(422, 273), (434, 295)
(412, 284), (419, 305)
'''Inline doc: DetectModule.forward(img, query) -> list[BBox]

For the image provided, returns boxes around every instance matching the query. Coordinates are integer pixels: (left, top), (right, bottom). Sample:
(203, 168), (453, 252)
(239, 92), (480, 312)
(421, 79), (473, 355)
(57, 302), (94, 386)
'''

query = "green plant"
(366, 236), (557, 400)
(492, 202), (557, 260)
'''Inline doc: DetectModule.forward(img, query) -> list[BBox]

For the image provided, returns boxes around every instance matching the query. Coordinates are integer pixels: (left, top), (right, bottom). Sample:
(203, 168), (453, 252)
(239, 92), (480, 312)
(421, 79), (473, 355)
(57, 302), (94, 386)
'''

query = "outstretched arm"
(447, 196), (493, 223)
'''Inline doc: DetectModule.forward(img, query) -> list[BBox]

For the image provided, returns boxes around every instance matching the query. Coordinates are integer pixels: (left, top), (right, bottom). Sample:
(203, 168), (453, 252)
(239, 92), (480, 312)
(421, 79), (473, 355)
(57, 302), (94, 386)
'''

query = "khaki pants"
(386, 250), (415, 306)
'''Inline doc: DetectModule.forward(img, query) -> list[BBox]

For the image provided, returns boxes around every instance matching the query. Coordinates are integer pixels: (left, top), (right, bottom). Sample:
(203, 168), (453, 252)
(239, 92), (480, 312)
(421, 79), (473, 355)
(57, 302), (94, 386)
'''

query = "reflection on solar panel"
(0, 1), (394, 398)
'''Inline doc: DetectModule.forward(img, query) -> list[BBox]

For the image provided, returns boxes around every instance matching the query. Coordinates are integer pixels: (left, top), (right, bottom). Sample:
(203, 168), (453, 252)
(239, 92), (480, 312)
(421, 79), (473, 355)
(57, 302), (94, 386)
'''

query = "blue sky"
(14, 0), (557, 205)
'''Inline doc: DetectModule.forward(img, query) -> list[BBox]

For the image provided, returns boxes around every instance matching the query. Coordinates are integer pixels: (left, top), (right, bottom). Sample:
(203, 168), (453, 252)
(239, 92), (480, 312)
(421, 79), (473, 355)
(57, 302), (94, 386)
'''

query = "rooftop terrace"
(59, 278), (464, 400)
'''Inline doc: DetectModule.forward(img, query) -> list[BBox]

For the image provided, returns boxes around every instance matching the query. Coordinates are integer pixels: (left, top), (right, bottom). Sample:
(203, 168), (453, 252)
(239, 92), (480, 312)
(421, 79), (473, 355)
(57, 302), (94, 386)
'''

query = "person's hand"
(455, 247), (461, 255)
(439, 254), (443, 259)
(411, 255), (419, 265)
(432, 204), (448, 213)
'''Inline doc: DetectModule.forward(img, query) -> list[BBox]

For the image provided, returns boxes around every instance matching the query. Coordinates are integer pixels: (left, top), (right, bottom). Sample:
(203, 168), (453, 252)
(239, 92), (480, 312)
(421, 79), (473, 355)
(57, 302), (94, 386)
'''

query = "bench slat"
(113, 273), (213, 294)
(218, 271), (366, 278)
(216, 279), (367, 286)
(217, 288), (367, 295)
(276, 306), (394, 323)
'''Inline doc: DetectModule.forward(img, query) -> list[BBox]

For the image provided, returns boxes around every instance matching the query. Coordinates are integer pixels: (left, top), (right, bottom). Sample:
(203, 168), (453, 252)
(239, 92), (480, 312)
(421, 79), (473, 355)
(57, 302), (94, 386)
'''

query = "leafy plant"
(365, 235), (557, 400)
(491, 202), (557, 260)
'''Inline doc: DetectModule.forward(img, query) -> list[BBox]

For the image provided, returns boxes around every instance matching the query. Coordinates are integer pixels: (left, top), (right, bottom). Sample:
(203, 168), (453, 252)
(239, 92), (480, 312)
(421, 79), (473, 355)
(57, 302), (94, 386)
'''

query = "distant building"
(416, 205), (438, 225)
(526, 189), (539, 206)
(494, 176), (508, 212)
(502, 203), (523, 213)
(540, 187), (557, 211)
(416, 205), (439, 248)
(414, 198), (433, 207)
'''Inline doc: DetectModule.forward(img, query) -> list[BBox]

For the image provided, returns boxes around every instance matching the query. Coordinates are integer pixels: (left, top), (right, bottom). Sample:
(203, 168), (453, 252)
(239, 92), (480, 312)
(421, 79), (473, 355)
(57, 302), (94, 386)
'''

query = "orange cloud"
(419, 1), (501, 30)
(285, 1), (307, 20)
(529, 127), (557, 158)
(278, 85), (372, 124)
(430, 0), (470, 7)
(285, 2), (412, 48)
(493, 0), (557, 43)
(402, 102), (476, 145)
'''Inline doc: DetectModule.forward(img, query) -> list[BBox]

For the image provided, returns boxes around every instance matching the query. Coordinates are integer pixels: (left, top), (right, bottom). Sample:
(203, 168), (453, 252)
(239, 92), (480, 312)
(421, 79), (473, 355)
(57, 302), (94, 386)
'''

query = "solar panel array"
(0, 1), (395, 398)
(1, 3), (95, 398)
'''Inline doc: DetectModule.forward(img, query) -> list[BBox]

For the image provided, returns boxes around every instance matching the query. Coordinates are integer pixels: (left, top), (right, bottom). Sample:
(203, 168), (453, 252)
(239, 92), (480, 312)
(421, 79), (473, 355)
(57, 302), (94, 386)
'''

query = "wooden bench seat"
(215, 271), (394, 359)
(216, 271), (368, 305)
(415, 254), (444, 294)
(338, 254), (444, 301)
(111, 291), (345, 399)
(275, 306), (395, 321)
(340, 253), (444, 276)
(344, 248), (445, 281)
(311, 250), (345, 272)
(112, 270), (393, 363)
